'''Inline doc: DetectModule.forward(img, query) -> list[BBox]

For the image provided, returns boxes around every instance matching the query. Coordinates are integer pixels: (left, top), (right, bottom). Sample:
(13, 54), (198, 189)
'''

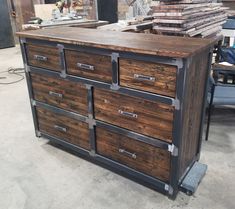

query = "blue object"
(219, 47), (235, 64)
(223, 19), (235, 30)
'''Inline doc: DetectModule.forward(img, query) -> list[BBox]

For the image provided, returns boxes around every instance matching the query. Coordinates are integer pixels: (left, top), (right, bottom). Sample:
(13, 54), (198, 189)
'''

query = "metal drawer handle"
(34, 55), (48, 61)
(134, 74), (155, 82)
(119, 148), (137, 159)
(49, 91), (63, 98)
(118, 110), (138, 118)
(53, 125), (67, 132)
(77, 63), (95, 71)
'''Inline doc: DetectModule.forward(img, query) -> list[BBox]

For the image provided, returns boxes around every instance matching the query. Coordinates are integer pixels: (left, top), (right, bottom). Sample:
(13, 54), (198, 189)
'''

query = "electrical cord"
(0, 67), (25, 85)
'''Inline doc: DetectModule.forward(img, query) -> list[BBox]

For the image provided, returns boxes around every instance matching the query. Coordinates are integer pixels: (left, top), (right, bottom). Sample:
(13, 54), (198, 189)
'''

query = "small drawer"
(94, 88), (174, 143)
(119, 58), (177, 98)
(26, 44), (61, 71)
(37, 107), (90, 150)
(65, 50), (112, 83)
(96, 127), (170, 182)
(31, 72), (88, 116)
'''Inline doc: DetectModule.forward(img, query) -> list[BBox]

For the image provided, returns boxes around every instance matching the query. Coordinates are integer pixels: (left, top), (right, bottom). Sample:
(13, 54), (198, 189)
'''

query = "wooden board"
(16, 27), (217, 58)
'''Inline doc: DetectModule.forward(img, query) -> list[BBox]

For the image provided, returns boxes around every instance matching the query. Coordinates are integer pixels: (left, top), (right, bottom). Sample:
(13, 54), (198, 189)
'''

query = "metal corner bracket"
(89, 150), (96, 157)
(86, 117), (96, 129)
(25, 64), (30, 73)
(20, 38), (26, 44)
(172, 99), (180, 110)
(175, 58), (183, 69)
(31, 99), (36, 107)
(111, 52), (119, 62)
(165, 184), (174, 195)
(60, 71), (67, 78)
(110, 83), (120, 91)
(36, 130), (41, 137)
(57, 44), (65, 51)
(85, 84), (92, 90)
(168, 144), (178, 157)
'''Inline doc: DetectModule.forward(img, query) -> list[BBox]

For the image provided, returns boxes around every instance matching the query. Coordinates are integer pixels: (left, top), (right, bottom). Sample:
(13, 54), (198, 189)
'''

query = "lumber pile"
(151, 0), (228, 38)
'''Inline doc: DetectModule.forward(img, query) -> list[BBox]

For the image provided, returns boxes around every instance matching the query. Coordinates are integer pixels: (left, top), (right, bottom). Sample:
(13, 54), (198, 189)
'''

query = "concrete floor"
(0, 46), (235, 209)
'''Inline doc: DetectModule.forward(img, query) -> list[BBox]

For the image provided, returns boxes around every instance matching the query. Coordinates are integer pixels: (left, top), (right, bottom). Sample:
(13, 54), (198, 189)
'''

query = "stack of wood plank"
(151, 0), (228, 38)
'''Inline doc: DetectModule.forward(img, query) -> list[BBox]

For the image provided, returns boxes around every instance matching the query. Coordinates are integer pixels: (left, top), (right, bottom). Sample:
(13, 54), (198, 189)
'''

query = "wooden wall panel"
(179, 49), (210, 178)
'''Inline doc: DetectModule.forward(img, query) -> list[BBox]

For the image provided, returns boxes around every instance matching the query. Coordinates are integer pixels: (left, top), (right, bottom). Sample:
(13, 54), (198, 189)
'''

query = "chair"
(205, 66), (235, 141)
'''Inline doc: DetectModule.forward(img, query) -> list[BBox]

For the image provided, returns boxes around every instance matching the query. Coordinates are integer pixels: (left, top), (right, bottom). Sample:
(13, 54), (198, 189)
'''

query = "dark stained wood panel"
(179, 49), (210, 178)
(119, 58), (177, 98)
(37, 107), (90, 150)
(96, 126), (171, 182)
(17, 27), (216, 58)
(31, 72), (88, 116)
(26, 43), (61, 71)
(65, 50), (112, 83)
(93, 88), (174, 143)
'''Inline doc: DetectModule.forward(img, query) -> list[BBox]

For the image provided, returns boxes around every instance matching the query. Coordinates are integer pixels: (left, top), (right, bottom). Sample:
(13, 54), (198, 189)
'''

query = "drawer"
(26, 44), (61, 71)
(96, 127), (170, 182)
(119, 58), (177, 98)
(31, 73), (88, 116)
(94, 88), (174, 143)
(65, 50), (112, 83)
(37, 107), (90, 150)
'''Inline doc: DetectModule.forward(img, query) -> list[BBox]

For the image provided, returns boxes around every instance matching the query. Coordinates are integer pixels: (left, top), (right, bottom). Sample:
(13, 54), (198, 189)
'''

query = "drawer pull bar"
(49, 91), (63, 98)
(34, 55), (48, 61)
(119, 148), (137, 159)
(77, 63), (94, 71)
(53, 125), (67, 132)
(118, 110), (138, 118)
(134, 74), (155, 82)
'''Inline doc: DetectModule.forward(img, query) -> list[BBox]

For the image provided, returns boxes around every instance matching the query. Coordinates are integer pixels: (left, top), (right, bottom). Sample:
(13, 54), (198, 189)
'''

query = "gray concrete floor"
(0, 46), (235, 209)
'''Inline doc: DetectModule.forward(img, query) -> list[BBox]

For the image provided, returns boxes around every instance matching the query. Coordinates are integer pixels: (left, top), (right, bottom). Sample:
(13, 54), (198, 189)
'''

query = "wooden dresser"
(17, 28), (215, 199)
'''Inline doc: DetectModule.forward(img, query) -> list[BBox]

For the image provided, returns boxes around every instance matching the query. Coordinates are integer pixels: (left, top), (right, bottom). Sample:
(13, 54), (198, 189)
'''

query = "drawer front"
(96, 127), (170, 182)
(65, 50), (112, 83)
(37, 107), (90, 150)
(31, 73), (88, 116)
(26, 44), (61, 71)
(119, 58), (177, 98)
(94, 88), (174, 143)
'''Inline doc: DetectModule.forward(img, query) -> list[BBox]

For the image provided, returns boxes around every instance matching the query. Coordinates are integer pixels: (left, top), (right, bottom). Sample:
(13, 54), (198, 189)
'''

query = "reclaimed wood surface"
(65, 50), (112, 83)
(26, 43), (61, 71)
(31, 73), (88, 116)
(96, 126), (170, 182)
(17, 27), (216, 58)
(119, 58), (177, 98)
(179, 49), (210, 178)
(94, 88), (174, 143)
(37, 107), (90, 150)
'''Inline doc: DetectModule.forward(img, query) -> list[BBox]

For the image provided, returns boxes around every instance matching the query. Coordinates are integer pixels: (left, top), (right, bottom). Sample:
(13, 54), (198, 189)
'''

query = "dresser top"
(17, 27), (218, 58)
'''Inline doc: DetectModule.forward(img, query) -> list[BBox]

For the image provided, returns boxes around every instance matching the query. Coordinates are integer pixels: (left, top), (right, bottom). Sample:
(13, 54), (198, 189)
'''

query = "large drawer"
(26, 43), (61, 72)
(37, 107), (90, 150)
(65, 50), (112, 83)
(31, 72), (88, 116)
(96, 127), (170, 182)
(93, 88), (174, 143)
(119, 58), (177, 98)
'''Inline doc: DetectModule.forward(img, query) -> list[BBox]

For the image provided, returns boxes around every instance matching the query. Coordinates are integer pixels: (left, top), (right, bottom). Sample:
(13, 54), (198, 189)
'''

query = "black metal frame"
(19, 37), (207, 199)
